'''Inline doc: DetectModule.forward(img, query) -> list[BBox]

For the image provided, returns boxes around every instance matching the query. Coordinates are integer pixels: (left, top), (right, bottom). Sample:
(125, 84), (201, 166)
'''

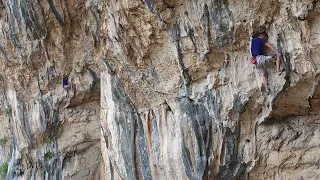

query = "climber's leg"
(269, 54), (282, 75)
(256, 55), (271, 94)
(257, 67), (269, 94)
(258, 55), (282, 75)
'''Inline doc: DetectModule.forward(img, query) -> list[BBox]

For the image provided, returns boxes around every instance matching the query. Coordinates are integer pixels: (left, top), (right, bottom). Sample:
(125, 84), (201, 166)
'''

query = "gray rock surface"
(0, 0), (319, 179)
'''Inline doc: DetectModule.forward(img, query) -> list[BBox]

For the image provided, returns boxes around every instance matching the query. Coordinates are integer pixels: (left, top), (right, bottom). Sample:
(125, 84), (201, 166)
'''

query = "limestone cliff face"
(0, 0), (101, 179)
(100, 0), (320, 180)
(0, 0), (320, 179)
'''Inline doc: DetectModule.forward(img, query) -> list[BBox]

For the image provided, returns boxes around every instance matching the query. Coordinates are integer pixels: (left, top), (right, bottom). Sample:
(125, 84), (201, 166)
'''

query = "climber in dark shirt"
(251, 32), (281, 94)
(62, 76), (69, 89)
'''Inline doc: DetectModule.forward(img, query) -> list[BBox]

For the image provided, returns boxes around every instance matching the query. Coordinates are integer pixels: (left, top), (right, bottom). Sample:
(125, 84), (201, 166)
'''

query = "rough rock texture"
(0, 0), (101, 179)
(100, 0), (320, 180)
(0, 0), (320, 180)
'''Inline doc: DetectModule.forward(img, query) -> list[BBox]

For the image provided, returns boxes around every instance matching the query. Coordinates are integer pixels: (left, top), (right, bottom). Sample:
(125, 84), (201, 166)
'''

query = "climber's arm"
(265, 42), (281, 57)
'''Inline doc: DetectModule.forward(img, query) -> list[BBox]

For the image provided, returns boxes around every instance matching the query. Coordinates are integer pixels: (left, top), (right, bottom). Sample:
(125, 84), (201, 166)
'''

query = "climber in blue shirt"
(251, 32), (281, 94)
(62, 76), (69, 89)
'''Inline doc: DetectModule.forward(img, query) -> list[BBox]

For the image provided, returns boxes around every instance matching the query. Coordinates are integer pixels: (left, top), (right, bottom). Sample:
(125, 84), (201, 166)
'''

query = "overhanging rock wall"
(0, 0), (319, 179)
(100, 0), (320, 179)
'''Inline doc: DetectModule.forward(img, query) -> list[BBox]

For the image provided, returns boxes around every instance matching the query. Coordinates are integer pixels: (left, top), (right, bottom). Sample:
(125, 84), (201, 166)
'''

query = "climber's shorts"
(255, 55), (275, 76)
